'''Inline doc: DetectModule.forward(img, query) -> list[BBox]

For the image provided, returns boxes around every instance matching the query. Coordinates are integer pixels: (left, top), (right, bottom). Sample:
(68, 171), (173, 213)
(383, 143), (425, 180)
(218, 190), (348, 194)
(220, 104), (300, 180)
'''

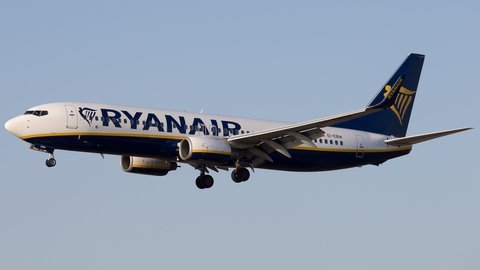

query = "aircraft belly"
(257, 148), (411, 172)
(24, 135), (181, 158)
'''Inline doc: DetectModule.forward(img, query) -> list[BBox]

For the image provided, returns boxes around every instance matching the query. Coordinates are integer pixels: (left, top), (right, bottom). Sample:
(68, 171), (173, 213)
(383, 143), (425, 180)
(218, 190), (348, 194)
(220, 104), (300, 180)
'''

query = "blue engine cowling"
(179, 137), (232, 165)
(121, 156), (177, 176)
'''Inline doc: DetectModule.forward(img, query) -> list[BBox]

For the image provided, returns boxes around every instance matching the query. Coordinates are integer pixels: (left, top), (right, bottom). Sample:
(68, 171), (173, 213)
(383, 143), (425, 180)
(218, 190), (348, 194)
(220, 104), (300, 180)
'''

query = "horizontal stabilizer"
(384, 127), (472, 146)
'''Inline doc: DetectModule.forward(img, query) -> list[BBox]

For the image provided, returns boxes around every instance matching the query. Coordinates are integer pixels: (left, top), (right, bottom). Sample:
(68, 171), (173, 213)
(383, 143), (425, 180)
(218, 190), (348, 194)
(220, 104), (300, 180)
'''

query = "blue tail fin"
(333, 53), (425, 137)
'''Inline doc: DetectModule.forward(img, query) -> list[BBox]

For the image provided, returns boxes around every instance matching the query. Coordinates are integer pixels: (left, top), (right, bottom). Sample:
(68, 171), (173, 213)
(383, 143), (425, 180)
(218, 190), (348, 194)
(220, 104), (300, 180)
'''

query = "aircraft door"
(355, 135), (364, 158)
(65, 105), (78, 129)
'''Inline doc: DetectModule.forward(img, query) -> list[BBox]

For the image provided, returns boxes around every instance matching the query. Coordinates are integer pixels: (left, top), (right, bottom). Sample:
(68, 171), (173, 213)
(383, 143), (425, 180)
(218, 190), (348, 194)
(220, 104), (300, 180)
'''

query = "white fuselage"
(5, 102), (411, 172)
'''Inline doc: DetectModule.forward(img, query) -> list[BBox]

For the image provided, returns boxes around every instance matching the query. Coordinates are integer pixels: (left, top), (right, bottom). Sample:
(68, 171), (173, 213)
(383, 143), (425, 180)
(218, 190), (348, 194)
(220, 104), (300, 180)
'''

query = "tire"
(196, 176), (205, 189)
(237, 168), (250, 182)
(203, 175), (214, 188)
(231, 170), (242, 183)
(46, 158), (56, 167)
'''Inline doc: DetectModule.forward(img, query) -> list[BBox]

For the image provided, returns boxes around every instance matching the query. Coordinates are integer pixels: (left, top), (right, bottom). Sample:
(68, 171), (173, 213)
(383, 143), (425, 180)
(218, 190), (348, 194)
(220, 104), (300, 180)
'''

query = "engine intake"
(179, 137), (232, 165)
(121, 156), (177, 176)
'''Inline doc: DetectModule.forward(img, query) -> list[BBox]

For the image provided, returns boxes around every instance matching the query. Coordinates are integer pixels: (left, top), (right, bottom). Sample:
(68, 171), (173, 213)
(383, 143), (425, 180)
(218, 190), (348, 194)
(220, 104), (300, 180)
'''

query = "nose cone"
(5, 116), (24, 138)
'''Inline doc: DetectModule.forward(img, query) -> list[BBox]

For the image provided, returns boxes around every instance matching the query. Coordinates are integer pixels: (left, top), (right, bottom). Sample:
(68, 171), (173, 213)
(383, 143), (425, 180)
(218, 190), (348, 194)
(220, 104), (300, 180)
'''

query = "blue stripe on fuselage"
(24, 133), (411, 172)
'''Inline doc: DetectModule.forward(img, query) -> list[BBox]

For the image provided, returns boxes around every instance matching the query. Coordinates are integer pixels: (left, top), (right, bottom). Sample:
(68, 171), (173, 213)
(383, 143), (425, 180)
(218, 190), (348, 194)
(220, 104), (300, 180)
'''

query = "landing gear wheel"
(203, 175), (214, 189)
(46, 158), (56, 167)
(196, 175), (214, 189)
(232, 168), (250, 183)
(231, 170), (241, 183)
(196, 176), (206, 189)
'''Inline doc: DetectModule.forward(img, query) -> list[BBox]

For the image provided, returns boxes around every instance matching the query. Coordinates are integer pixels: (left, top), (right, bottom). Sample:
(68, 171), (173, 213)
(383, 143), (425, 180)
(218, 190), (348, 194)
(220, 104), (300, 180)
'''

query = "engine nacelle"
(121, 156), (177, 176)
(179, 137), (232, 165)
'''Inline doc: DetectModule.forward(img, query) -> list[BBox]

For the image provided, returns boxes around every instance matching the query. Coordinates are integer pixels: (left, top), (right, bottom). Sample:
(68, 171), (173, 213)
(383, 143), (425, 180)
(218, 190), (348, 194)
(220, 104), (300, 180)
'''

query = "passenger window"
(319, 139), (322, 143)
(325, 140), (328, 144)
(335, 140), (338, 145)
(330, 140), (333, 144)
(340, 141), (343, 146)
(124, 119), (127, 124)
(95, 116), (99, 121)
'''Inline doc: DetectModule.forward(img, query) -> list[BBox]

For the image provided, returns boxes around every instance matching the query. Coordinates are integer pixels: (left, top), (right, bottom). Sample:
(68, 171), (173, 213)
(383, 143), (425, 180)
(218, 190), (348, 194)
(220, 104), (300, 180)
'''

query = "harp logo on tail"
(383, 85), (416, 125)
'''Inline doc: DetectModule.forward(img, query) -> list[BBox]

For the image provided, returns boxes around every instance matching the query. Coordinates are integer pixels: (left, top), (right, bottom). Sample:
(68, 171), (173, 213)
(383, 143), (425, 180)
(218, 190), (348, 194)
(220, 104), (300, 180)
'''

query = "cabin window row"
(93, 116), (252, 135)
(314, 138), (344, 146)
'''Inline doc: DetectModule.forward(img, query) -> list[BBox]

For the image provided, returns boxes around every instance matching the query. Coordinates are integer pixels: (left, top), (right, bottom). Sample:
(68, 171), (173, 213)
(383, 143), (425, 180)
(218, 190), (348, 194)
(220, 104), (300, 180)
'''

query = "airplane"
(4, 53), (472, 189)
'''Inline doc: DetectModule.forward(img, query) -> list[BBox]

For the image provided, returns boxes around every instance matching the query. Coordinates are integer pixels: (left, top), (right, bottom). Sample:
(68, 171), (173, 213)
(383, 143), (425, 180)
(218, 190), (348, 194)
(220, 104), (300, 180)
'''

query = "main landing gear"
(231, 168), (250, 183)
(196, 174), (214, 189)
(195, 165), (214, 189)
(193, 164), (251, 189)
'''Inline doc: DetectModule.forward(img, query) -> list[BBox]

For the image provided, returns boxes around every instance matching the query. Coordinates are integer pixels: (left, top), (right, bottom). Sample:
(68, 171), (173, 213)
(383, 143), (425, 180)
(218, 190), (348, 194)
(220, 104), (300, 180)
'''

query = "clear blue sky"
(1, 1), (478, 269)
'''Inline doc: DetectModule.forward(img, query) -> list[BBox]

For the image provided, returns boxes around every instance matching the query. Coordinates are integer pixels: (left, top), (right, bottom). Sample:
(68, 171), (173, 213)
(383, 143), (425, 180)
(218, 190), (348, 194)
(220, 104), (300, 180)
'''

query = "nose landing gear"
(46, 153), (56, 167)
(29, 143), (56, 168)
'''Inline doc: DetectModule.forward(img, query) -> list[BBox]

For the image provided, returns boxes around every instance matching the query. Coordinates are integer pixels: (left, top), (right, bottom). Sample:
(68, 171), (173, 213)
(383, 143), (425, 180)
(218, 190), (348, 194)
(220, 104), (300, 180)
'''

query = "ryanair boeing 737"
(4, 54), (472, 189)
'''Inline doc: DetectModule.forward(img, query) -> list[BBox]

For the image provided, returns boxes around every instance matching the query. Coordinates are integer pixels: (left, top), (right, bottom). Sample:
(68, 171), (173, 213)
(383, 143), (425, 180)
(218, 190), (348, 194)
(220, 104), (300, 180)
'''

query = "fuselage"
(5, 102), (412, 172)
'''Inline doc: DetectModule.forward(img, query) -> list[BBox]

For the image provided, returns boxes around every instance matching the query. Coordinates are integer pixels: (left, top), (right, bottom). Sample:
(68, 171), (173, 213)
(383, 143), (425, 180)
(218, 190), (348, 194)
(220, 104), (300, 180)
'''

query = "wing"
(227, 81), (403, 166)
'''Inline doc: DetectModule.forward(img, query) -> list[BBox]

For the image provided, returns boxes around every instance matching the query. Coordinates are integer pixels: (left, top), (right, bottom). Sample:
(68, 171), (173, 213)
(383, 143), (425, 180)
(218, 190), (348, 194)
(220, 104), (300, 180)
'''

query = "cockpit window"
(24, 110), (48, 117)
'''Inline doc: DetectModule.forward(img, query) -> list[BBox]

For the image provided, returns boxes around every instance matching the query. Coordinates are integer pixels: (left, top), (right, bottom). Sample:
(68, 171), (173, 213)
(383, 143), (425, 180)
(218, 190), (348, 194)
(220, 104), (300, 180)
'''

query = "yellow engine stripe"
(133, 165), (171, 170)
(191, 149), (231, 155)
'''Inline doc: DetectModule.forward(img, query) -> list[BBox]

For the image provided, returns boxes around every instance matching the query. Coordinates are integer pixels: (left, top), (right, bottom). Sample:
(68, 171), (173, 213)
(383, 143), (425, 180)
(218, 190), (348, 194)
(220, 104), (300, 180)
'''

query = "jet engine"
(179, 137), (232, 165)
(121, 156), (177, 176)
